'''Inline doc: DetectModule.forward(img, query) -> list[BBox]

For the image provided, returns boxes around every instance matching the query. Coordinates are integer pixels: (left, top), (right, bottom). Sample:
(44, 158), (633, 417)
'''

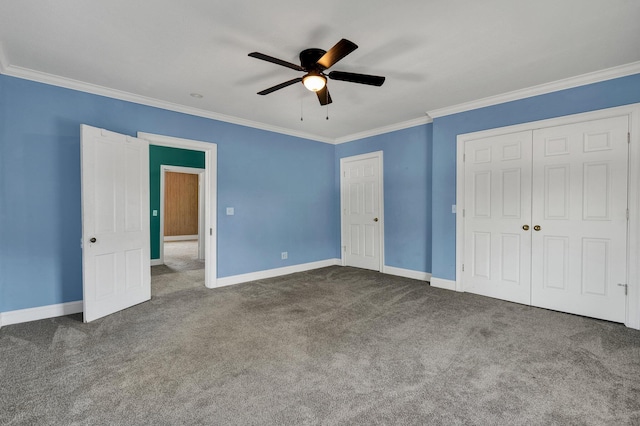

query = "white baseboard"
(430, 277), (457, 291)
(383, 266), (431, 282)
(0, 301), (83, 328)
(215, 258), (341, 288)
(164, 235), (198, 242)
(150, 259), (163, 266)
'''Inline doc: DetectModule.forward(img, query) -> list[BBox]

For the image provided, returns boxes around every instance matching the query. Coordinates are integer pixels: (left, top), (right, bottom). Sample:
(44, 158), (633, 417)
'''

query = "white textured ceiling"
(1, 0), (639, 141)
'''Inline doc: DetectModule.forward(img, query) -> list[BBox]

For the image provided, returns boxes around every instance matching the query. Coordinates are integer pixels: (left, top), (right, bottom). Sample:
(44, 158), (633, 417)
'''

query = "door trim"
(455, 103), (640, 329)
(339, 151), (385, 271)
(138, 132), (217, 289)
(159, 165), (206, 264)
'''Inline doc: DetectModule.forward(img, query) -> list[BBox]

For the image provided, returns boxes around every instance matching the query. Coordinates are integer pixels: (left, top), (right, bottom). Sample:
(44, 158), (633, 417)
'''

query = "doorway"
(160, 166), (205, 271)
(138, 132), (217, 289)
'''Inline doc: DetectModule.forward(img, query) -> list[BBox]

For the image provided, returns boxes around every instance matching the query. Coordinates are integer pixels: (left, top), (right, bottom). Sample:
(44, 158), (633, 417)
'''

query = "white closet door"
(463, 131), (533, 304)
(341, 154), (382, 271)
(531, 116), (629, 322)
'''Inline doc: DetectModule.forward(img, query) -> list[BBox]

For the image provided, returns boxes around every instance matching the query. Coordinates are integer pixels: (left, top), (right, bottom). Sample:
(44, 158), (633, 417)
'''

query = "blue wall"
(431, 73), (640, 281)
(0, 74), (337, 312)
(3, 70), (639, 313)
(335, 125), (432, 273)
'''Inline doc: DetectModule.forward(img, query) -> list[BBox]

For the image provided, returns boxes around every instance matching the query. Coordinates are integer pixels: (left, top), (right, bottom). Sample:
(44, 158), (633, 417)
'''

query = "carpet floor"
(151, 240), (204, 276)
(1, 266), (639, 425)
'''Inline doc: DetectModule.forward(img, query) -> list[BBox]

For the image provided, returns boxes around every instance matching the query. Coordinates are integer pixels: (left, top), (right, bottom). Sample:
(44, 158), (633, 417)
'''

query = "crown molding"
(334, 115), (433, 144)
(0, 63), (335, 144)
(427, 61), (640, 119)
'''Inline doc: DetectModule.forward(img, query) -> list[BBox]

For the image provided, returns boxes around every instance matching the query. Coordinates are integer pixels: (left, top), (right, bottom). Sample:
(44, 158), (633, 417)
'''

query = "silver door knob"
(90, 237), (97, 243)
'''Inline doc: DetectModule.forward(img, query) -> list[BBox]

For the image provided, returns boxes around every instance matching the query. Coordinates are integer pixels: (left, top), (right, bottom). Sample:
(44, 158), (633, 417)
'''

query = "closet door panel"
(531, 115), (629, 323)
(463, 131), (533, 304)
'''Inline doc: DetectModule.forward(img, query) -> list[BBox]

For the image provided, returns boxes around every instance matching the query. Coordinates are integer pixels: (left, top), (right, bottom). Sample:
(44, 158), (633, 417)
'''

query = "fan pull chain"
(300, 98), (304, 121)
(326, 90), (329, 120)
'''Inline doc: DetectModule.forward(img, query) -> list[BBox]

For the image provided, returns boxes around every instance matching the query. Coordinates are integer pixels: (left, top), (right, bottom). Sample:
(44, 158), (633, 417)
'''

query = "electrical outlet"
(281, 252), (288, 260)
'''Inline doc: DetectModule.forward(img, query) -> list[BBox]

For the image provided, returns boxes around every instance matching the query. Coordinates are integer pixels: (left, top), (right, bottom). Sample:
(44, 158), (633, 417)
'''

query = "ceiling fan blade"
(328, 71), (386, 86)
(316, 86), (332, 106)
(316, 39), (358, 69)
(248, 52), (304, 71)
(257, 78), (303, 95)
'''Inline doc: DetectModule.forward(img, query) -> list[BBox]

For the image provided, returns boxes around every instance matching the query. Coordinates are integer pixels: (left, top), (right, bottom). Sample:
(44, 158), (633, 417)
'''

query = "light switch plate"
(451, 205), (457, 214)
(152, 210), (158, 217)
(226, 207), (234, 216)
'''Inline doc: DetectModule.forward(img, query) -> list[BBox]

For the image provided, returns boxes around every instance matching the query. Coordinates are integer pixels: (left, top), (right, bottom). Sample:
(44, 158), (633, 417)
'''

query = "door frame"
(339, 151), (385, 271)
(138, 132), (217, 289)
(455, 103), (640, 329)
(159, 165), (206, 263)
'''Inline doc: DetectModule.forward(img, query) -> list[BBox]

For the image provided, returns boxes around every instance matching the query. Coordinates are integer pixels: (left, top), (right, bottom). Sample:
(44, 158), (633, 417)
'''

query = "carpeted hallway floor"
(151, 240), (204, 276)
(1, 266), (639, 425)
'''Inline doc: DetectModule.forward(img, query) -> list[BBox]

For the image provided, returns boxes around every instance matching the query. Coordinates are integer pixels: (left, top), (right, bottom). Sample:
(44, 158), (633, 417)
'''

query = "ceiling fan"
(248, 39), (385, 105)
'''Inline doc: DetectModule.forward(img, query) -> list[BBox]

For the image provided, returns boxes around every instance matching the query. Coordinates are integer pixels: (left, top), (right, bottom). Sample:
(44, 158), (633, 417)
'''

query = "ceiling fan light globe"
(303, 74), (326, 92)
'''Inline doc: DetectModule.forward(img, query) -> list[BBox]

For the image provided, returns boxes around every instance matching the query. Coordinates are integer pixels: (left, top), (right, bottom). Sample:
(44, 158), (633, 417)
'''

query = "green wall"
(149, 145), (205, 259)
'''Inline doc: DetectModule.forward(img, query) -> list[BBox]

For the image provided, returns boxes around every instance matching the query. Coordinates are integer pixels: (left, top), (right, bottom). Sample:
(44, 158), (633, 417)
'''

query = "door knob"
(534, 225), (541, 231)
(522, 225), (529, 231)
(90, 237), (97, 243)
(373, 218), (379, 222)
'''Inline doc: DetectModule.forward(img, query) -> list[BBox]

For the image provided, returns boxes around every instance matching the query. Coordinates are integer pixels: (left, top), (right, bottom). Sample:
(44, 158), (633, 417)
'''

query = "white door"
(341, 153), (383, 271)
(81, 125), (151, 323)
(463, 131), (533, 304)
(530, 116), (629, 322)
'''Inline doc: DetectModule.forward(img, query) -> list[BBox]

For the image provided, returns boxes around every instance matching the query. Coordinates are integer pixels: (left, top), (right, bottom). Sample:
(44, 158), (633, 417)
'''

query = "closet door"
(530, 116), (629, 322)
(463, 131), (533, 304)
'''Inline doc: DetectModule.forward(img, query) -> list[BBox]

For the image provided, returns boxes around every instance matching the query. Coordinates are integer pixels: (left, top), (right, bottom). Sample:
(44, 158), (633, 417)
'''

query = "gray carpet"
(1, 266), (639, 425)
(151, 240), (204, 276)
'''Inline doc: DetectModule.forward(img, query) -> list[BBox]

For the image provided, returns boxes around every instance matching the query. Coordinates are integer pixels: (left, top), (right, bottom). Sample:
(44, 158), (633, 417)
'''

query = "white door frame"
(159, 165), (206, 263)
(138, 132), (217, 289)
(339, 151), (385, 271)
(455, 103), (640, 329)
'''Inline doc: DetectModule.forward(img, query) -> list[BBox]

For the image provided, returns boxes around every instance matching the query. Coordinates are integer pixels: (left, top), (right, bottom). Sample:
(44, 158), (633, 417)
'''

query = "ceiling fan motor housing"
(300, 48), (327, 71)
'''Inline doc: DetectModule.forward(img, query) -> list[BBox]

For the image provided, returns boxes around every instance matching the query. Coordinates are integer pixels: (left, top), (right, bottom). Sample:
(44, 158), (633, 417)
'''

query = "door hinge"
(462, 264), (465, 272)
(628, 132), (631, 144)
(343, 245), (347, 252)
(627, 208), (630, 220)
(463, 153), (466, 162)
(210, 228), (212, 236)
(462, 209), (465, 218)
(618, 283), (628, 296)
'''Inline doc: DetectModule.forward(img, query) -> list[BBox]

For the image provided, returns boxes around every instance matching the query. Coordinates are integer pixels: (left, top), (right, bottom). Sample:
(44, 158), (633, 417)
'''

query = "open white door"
(81, 125), (151, 323)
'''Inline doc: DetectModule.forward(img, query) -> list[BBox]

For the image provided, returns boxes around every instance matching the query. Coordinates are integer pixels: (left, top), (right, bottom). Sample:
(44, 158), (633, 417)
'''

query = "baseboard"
(430, 277), (457, 291)
(216, 258), (341, 288)
(0, 301), (83, 327)
(164, 235), (198, 242)
(150, 259), (163, 266)
(383, 266), (431, 282)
